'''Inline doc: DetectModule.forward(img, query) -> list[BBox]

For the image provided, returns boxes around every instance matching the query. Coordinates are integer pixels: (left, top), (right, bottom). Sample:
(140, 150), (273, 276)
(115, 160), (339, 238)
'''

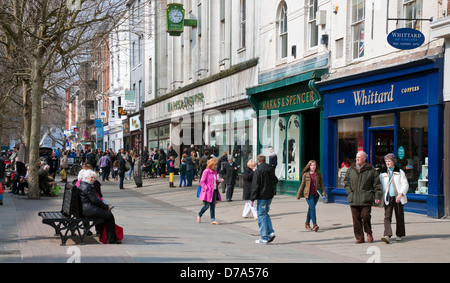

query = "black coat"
(251, 163), (278, 201)
(222, 161), (238, 185)
(242, 167), (253, 200)
(78, 181), (111, 220)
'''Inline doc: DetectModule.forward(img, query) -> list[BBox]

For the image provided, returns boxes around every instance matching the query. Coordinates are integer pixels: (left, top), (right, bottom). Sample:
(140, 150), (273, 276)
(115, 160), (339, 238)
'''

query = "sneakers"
(268, 233), (276, 243)
(255, 233), (275, 245)
(255, 239), (268, 245)
(381, 236), (390, 244)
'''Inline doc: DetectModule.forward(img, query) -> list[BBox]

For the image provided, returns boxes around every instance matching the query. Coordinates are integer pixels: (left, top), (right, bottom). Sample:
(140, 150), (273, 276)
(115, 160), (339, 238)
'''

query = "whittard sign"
(387, 28), (425, 50)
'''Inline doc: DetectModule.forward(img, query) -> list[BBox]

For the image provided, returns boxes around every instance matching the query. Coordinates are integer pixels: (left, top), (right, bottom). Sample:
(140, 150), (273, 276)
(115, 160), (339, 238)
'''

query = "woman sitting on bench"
(78, 169), (121, 244)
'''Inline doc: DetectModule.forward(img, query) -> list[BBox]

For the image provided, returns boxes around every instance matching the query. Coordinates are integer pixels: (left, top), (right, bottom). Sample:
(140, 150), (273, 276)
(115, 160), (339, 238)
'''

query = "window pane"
(337, 117), (363, 187)
(398, 110), (428, 194)
(371, 113), (395, 127)
(273, 117), (285, 180)
(286, 115), (300, 180)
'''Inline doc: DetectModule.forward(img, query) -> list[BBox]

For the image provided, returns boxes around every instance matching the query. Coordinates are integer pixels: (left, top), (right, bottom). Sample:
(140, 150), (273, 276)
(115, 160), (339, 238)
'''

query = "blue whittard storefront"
(318, 58), (445, 218)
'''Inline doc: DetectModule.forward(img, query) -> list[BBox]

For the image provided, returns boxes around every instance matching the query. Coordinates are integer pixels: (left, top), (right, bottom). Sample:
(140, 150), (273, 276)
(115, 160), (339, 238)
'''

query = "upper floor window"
(308, 0), (318, 48)
(403, 0), (422, 30)
(278, 2), (288, 59)
(351, 0), (365, 60)
(240, 0), (246, 49)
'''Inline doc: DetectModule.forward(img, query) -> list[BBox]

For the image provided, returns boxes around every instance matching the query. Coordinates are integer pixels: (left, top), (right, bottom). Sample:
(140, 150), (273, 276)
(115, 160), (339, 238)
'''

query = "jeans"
(256, 199), (274, 241)
(305, 194), (319, 225)
(198, 189), (218, 222)
(128, 165), (134, 179)
(179, 174), (186, 186)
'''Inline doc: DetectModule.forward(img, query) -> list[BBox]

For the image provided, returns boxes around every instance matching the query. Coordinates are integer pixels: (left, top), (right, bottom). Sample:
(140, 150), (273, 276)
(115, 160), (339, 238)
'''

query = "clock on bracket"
(166, 3), (185, 36)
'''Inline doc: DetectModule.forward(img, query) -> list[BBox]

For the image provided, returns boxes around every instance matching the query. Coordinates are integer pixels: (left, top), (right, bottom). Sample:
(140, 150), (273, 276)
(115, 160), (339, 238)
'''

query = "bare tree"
(0, 0), (127, 199)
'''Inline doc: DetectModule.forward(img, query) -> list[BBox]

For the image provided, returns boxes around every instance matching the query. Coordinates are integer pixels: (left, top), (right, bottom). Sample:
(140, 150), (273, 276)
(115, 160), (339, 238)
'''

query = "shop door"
(370, 130), (394, 171)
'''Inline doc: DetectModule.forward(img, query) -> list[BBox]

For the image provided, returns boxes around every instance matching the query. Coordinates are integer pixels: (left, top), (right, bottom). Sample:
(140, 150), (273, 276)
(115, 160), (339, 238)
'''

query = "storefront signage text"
(352, 84), (421, 107)
(353, 85), (394, 106)
(387, 28), (425, 50)
(168, 92), (204, 112)
(261, 91), (314, 111)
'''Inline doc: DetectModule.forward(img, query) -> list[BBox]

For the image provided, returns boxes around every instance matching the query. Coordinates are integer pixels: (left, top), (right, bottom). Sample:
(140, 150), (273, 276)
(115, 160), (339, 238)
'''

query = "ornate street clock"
(166, 3), (185, 36)
(166, 3), (197, 36)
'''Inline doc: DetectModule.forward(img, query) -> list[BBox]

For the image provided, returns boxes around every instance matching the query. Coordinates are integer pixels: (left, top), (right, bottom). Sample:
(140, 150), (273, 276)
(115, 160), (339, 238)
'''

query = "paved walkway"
(1, 174), (450, 263)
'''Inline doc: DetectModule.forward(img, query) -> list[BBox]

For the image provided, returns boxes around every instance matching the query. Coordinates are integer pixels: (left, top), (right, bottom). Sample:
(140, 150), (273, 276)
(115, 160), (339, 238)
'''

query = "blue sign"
(94, 119), (102, 128)
(325, 75), (430, 117)
(387, 28), (425, 50)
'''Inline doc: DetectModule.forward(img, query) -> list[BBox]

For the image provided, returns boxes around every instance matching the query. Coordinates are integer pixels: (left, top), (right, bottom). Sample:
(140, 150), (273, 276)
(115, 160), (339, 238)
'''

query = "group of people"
(196, 148), (409, 246)
(344, 151), (409, 244)
(197, 152), (278, 244)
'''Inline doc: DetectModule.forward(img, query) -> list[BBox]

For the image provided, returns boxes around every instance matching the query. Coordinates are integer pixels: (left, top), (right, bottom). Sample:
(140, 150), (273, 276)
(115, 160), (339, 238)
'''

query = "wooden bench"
(38, 183), (104, 246)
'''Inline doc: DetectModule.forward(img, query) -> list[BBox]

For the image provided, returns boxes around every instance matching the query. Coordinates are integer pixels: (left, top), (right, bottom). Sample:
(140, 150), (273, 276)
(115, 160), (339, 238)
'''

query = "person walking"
(296, 160), (326, 232)
(167, 155), (175, 187)
(158, 149), (167, 178)
(118, 151), (128, 190)
(197, 158), (224, 225)
(221, 155), (238, 202)
(242, 159), (257, 219)
(344, 150), (382, 244)
(379, 153), (409, 244)
(179, 158), (187, 187)
(185, 152), (194, 187)
(251, 154), (278, 244)
(98, 152), (112, 182)
(218, 152), (228, 193)
(60, 151), (68, 183)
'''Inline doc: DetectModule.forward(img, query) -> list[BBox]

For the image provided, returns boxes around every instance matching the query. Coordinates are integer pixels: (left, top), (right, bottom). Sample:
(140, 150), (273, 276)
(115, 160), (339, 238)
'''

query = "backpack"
(125, 160), (130, 171)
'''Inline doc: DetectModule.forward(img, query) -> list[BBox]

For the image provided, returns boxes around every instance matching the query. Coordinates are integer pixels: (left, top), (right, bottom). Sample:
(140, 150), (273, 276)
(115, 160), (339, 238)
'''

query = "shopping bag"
(101, 224), (124, 244)
(196, 185), (202, 198)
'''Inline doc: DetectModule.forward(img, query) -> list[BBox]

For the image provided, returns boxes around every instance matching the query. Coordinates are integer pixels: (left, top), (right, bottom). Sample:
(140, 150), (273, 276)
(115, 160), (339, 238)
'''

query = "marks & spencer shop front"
(247, 70), (327, 196)
(318, 58), (445, 218)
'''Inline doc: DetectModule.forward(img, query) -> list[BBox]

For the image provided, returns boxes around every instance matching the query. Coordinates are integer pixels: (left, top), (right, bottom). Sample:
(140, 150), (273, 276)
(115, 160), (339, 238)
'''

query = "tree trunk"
(27, 56), (44, 199)
(22, 79), (31, 164)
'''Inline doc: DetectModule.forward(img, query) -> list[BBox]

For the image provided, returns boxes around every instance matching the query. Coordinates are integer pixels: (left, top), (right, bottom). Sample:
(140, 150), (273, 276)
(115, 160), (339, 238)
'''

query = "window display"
(261, 114), (300, 181)
(337, 117), (363, 187)
(398, 110), (428, 194)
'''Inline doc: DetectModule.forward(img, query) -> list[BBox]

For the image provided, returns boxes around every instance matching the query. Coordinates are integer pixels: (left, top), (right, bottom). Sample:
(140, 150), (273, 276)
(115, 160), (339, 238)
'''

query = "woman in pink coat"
(197, 158), (224, 224)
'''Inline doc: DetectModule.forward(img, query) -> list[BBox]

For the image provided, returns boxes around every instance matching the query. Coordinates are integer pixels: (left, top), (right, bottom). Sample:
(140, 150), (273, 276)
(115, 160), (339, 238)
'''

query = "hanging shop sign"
(387, 28), (425, 50)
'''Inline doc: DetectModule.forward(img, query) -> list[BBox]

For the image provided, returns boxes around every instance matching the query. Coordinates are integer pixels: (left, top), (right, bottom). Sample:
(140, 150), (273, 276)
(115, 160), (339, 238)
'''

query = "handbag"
(196, 185), (202, 198)
(101, 224), (124, 244)
(0, 182), (4, 194)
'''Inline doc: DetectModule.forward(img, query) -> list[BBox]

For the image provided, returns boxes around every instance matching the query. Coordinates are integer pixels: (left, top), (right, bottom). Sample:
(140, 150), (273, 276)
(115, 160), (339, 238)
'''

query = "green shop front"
(247, 70), (327, 195)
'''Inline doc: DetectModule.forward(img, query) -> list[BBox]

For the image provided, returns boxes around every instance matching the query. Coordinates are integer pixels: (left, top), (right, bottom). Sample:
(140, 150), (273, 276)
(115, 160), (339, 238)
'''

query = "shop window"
(286, 115), (300, 180)
(147, 125), (170, 153)
(337, 117), (363, 187)
(398, 109), (428, 194)
(261, 114), (300, 181)
(209, 108), (254, 173)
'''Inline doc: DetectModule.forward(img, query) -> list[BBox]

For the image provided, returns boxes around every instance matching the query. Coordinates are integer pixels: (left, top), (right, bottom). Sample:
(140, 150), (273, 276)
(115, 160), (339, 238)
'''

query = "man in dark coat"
(251, 154), (278, 244)
(221, 155), (238, 202)
(344, 150), (382, 244)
